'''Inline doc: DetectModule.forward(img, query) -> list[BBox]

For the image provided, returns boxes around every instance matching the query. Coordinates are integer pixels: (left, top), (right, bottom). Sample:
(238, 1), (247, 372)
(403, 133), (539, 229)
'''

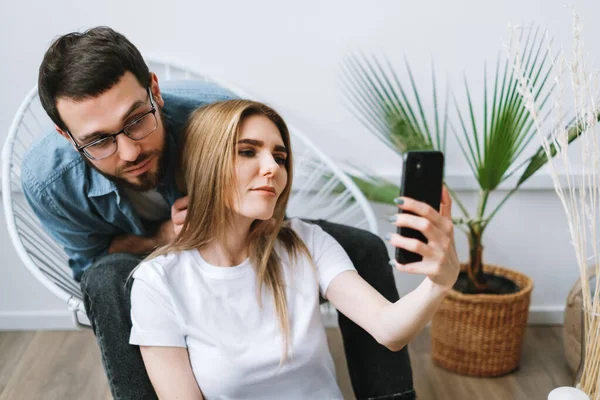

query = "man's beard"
(114, 150), (166, 191)
(83, 110), (169, 192)
(84, 147), (167, 192)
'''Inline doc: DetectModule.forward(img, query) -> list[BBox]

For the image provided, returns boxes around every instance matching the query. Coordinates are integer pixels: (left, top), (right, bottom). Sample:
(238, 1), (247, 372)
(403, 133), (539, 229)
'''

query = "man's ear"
(149, 72), (165, 107)
(55, 125), (78, 151)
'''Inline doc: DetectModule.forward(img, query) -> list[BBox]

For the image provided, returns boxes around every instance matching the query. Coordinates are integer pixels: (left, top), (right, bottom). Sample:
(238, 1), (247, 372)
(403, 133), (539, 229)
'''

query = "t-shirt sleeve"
(130, 262), (186, 348)
(292, 220), (357, 299)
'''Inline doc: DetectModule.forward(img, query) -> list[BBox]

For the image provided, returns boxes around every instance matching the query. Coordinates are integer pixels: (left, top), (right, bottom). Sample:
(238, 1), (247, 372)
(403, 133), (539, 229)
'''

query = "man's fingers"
(173, 223), (183, 236)
(172, 196), (189, 221)
(172, 209), (187, 226)
(172, 196), (189, 212)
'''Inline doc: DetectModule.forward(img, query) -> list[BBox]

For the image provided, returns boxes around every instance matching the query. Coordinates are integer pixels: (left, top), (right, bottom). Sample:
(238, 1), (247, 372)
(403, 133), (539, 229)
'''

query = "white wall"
(0, 0), (597, 329)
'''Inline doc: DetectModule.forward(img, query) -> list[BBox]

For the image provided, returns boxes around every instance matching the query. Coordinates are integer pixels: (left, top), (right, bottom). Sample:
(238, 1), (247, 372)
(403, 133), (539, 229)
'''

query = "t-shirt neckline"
(190, 249), (252, 279)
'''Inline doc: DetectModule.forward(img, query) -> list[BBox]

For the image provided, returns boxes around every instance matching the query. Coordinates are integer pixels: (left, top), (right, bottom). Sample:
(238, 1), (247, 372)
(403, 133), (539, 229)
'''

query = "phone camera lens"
(416, 163), (421, 169)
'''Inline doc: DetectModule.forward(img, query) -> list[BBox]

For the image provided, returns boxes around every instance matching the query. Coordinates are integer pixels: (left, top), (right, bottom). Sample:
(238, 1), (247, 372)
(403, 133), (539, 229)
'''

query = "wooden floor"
(0, 327), (572, 400)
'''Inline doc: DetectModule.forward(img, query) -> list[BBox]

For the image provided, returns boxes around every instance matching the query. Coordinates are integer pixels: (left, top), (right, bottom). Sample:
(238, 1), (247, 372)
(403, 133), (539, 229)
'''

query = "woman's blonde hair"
(143, 99), (311, 361)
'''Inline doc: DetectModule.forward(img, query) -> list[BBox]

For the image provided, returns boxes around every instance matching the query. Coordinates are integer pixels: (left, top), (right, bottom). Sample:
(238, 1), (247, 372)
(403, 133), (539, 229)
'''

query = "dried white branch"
(512, 12), (600, 398)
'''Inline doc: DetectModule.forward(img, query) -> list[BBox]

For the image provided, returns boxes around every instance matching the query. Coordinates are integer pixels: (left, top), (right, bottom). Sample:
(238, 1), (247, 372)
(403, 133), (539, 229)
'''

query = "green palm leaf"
(517, 113), (600, 186)
(454, 25), (556, 193)
(350, 175), (399, 204)
(340, 53), (447, 154)
(340, 53), (469, 214)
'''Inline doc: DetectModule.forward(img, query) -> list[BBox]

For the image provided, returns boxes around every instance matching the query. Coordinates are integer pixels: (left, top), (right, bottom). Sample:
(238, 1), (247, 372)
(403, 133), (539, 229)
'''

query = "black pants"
(80, 220), (415, 400)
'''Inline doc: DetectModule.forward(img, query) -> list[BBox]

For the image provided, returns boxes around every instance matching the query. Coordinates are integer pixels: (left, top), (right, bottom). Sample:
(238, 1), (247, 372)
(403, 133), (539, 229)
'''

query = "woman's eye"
(274, 156), (287, 165)
(239, 149), (255, 157)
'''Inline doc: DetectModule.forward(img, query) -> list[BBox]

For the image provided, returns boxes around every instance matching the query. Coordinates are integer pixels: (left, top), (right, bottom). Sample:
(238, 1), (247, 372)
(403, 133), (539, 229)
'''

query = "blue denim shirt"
(21, 81), (236, 280)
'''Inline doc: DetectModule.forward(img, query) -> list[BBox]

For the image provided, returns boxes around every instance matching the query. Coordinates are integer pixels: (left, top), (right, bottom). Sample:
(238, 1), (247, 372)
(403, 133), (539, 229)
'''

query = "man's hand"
(108, 196), (189, 255)
(154, 219), (177, 247)
(171, 196), (189, 236)
(154, 195), (188, 246)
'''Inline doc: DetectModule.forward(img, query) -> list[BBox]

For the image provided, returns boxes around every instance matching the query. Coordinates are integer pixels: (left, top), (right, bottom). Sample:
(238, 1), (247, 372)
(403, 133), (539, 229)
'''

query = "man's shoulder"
(160, 80), (239, 141)
(21, 131), (86, 195)
(161, 80), (237, 102)
(161, 80), (237, 113)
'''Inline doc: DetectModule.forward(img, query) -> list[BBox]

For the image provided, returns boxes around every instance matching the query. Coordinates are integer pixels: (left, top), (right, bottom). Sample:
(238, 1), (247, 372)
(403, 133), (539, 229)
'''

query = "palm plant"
(341, 26), (586, 294)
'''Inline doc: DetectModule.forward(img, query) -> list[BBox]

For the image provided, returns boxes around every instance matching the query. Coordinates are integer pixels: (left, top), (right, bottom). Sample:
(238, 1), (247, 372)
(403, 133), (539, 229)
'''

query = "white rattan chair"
(2, 58), (378, 329)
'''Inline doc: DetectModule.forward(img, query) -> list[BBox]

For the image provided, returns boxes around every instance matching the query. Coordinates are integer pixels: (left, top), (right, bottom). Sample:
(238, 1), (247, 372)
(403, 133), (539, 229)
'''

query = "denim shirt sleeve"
(21, 163), (111, 280)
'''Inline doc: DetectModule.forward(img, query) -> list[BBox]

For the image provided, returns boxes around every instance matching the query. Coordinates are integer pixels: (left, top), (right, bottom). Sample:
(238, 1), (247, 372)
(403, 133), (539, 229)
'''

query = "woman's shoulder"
(132, 249), (194, 282)
(286, 218), (327, 244)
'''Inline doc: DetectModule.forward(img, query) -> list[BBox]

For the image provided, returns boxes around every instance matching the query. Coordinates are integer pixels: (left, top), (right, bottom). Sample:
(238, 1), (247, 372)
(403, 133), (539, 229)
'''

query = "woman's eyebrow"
(237, 139), (288, 153)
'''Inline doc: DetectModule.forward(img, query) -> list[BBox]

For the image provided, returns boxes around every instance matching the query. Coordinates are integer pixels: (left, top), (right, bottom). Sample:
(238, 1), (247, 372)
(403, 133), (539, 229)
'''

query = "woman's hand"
(387, 186), (459, 292)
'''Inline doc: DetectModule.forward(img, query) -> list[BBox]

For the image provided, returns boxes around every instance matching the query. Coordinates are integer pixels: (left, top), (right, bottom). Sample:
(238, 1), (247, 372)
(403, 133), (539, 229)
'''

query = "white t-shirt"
(129, 219), (356, 400)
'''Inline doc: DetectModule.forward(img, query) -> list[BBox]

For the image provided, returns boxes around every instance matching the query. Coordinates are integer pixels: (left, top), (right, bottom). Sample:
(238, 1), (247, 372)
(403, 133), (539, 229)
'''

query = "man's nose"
(116, 134), (142, 162)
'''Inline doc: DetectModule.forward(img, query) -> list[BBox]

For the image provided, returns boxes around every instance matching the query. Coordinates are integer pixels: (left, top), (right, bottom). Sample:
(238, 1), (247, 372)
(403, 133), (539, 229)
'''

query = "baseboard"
(0, 310), (77, 331)
(0, 305), (564, 331)
(527, 306), (564, 325)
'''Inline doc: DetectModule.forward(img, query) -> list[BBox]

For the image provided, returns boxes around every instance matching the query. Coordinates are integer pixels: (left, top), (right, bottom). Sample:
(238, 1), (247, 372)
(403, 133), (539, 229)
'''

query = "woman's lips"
(252, 188), (277, 197)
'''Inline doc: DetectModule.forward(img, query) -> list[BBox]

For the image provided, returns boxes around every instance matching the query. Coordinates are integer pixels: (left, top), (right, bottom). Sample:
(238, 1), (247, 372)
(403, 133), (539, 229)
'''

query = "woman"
(129, 99), (459, 399)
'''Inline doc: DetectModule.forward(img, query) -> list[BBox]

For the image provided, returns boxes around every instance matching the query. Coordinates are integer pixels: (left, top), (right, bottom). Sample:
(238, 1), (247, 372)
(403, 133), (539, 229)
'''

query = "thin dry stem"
(513, 13), (600, 399)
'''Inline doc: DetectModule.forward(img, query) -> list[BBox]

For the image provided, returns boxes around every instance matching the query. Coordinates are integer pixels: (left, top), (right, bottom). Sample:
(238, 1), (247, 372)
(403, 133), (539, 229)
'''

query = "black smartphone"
(395, 150), (445, 264)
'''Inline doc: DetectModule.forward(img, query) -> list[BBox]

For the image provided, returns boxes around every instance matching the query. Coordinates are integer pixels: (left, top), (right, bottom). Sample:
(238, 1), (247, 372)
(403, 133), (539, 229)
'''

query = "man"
(23, 26), (415, 399)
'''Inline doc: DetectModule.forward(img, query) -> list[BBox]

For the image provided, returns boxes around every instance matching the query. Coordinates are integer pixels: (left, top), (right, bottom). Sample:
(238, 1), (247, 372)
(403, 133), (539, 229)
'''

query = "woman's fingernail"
(388, 215), (397, 223)
(394, 197), (404, 205)
(384, 233), (392, 241)
(388, 260), (397, 268)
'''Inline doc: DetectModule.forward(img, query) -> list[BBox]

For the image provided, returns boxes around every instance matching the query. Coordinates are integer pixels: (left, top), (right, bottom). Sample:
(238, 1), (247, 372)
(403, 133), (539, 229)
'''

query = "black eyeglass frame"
(64, 87), (157, 160)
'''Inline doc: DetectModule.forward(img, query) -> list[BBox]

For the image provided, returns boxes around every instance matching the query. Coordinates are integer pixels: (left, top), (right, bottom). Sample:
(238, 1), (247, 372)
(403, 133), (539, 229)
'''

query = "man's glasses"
(66, 88), (158, 160)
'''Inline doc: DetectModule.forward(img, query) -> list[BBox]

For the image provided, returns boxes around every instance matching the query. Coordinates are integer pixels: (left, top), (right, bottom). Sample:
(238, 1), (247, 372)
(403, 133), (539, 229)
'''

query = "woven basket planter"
(563, 267), (596, 376)
(431, 264), (533, 377)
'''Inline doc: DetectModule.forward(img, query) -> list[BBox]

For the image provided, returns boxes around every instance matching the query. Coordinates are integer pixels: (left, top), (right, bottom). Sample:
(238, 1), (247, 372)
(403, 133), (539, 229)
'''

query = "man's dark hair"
(38, 26), (150, 131)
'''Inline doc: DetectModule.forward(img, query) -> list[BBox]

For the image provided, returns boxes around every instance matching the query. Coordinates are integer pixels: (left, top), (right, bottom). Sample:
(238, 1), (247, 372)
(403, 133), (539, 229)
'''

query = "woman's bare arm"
(139, 346), (204, 400)
(325, 187), (459, 351)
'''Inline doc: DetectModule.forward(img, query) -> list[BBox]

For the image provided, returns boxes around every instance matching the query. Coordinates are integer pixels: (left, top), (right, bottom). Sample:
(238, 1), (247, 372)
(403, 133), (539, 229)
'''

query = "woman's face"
(231, 114), (288, 221)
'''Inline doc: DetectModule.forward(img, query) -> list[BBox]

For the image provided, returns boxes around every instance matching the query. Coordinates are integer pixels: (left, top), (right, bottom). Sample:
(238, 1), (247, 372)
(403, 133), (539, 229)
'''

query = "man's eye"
(89, 137), (112, 148)
(128, 117), (143, 127)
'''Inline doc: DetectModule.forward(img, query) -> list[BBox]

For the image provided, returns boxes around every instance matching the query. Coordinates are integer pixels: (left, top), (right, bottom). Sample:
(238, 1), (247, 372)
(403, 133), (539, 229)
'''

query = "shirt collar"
(87, 165), (119, 198)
